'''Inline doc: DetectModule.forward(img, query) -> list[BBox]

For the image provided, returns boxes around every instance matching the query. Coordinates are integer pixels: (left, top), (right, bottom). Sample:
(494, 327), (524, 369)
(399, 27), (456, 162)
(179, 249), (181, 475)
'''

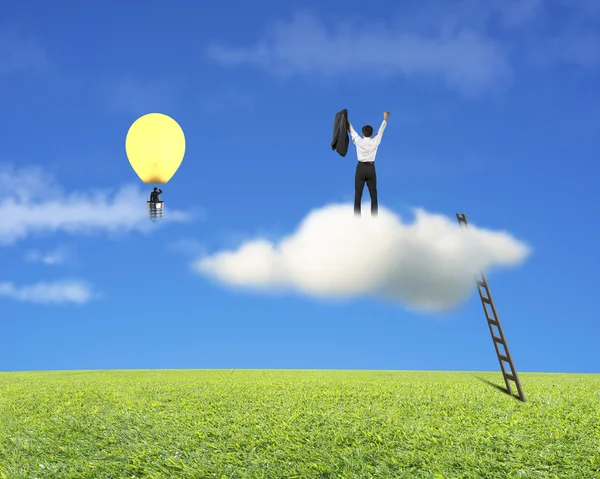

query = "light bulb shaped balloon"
(125, 113), (186, 184)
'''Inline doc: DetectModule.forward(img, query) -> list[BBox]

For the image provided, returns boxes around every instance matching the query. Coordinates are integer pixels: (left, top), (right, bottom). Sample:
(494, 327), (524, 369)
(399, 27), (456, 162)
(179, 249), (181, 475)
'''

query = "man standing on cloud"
(348, 111), (389, 217)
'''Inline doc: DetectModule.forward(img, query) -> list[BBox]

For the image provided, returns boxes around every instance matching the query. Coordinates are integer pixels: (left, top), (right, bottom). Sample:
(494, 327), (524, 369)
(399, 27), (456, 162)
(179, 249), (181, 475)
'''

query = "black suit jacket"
(331, 109), (349, 157)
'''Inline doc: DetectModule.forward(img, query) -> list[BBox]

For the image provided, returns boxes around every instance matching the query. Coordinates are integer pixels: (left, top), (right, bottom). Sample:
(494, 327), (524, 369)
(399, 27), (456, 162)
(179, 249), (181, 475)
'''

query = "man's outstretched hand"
(384, 111), (390, 121)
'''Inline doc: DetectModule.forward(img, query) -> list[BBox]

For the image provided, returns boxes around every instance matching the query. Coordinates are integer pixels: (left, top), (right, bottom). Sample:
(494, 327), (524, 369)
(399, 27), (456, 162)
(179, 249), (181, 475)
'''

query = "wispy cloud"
(0, 280), (98, 304)
(0, 27), (50, 76)
(25, 247), (69, 266)
(206, 11), (513, 95)
(0, 165), (192, 245)
(194, 204), (531, 313)
(206, 2), (599, 94)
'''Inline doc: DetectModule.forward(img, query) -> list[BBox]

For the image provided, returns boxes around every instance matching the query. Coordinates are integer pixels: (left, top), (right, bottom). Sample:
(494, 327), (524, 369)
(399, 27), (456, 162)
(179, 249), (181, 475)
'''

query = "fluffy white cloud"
(25, 247), (69, 265)
(0, 280), (97, 304)
(0, 165), (191, 245)
(194, 204), (530, 312)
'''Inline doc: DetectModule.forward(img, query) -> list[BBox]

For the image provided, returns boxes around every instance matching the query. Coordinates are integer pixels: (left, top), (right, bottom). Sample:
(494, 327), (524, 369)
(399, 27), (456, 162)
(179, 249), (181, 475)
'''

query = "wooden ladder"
(456, 213), (526, 402)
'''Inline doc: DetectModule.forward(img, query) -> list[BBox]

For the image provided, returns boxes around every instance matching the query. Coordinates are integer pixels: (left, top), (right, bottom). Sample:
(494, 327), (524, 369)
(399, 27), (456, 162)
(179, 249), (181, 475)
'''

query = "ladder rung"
(457, 213), (525, 401)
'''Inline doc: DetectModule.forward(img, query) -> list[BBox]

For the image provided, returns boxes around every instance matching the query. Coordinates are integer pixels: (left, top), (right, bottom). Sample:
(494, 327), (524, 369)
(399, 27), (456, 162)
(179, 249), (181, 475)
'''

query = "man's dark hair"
(362, 125), (374, 137)
(154, 187), (158, 191)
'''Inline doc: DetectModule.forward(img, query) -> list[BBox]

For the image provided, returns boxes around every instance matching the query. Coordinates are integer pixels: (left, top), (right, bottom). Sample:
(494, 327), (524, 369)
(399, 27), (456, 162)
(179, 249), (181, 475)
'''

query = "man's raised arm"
(373, 111), (390, 145)
(348, 122), (363, 146)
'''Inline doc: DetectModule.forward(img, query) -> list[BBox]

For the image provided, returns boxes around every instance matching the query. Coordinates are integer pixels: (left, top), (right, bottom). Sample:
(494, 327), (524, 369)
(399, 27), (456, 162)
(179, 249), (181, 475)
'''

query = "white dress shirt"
(349, 120), (387, 162)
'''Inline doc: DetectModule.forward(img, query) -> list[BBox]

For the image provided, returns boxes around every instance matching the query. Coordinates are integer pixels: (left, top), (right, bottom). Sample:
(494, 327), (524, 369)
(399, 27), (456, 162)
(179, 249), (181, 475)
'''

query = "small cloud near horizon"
(0, 280), (98, 304)
(25, 247), (69, 265)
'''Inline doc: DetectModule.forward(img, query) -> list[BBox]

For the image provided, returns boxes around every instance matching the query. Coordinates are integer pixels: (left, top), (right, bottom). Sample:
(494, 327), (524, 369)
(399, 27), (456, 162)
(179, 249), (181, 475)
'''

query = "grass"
(0, 370), (598, 478)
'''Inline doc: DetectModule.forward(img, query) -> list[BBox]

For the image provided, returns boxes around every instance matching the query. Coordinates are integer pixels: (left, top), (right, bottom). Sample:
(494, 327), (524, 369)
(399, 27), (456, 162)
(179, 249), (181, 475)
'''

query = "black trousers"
(354, 161), (378, 216)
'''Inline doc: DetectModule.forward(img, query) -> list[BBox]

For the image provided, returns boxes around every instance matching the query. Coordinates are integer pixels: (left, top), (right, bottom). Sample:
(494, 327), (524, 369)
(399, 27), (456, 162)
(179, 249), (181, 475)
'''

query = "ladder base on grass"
(457, 213), (526, 402)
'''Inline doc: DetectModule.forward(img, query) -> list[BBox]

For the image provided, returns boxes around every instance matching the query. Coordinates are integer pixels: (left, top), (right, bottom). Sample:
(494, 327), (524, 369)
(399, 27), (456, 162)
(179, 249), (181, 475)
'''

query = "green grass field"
(0, 370), (598, 478)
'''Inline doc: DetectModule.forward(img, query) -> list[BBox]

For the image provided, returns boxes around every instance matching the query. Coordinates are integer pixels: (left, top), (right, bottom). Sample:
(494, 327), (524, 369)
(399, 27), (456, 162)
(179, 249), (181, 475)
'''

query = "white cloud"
(206, 2), (600, 94)
(206, 11), (513, 94)
(25, 247), (69, 265)
(0, 165), (191, 245)
(0, 280), (97, 304)
(194, 204), (530, 312)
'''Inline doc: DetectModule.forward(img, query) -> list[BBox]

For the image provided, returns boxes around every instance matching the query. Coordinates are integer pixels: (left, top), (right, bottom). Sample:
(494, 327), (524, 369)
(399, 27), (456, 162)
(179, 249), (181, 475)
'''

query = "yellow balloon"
(125, 113), (186, 184)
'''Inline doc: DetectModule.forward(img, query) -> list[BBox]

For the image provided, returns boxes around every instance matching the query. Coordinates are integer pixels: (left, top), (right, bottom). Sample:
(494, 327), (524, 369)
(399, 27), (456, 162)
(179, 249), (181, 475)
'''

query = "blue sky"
(1, 0), (598, 375)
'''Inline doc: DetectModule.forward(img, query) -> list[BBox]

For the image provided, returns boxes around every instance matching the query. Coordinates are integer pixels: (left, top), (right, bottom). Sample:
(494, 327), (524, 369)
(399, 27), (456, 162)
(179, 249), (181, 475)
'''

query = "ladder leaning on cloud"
(457, 212), (525, 402)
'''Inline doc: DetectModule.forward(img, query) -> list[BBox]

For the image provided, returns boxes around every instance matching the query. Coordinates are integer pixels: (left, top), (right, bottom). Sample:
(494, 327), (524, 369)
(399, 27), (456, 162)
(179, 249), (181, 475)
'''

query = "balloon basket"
(147, 201), (164, 222)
